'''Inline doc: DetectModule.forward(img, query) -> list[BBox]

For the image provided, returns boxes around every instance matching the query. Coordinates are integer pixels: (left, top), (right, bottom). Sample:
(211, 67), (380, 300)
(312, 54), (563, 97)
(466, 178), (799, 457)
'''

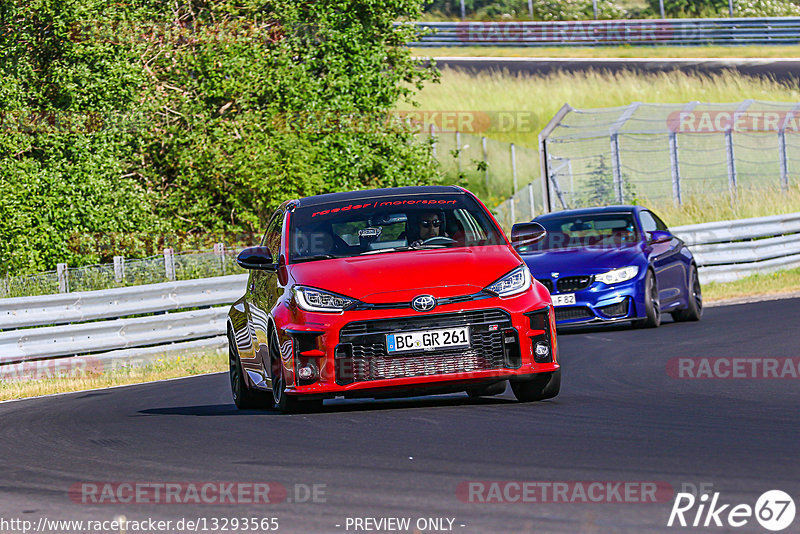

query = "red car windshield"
(289, 194), (505, 262)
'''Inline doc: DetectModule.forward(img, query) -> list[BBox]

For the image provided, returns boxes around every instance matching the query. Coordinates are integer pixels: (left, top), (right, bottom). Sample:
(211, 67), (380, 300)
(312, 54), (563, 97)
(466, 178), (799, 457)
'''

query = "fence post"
(460, 0), (466, 19)
(528, 182), (536, 219)
(528, 0), (534, 18)
(57, 263), (69, 293)
(214, 242), (226, 276)
(113, 256), (125, 283)
(456, 131), (462, 175)
(669, 132), (682, 206)
(164, 248), (176, 281)
(725, 131), (737, 199)
(610, 133), (624, 203)
(778, 104), (800, 193)
(609, 102), (641, 205)
(539, 104), (574, 213)
(726, 100), (751, 201)
(511, 143), (518, 196)
(482, 136), (489, 192)
(430, 123), (437, 159)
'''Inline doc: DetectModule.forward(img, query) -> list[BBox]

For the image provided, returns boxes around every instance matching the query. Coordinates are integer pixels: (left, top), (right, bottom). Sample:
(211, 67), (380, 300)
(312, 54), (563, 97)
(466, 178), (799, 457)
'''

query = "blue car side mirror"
(647, 230), (672, 244)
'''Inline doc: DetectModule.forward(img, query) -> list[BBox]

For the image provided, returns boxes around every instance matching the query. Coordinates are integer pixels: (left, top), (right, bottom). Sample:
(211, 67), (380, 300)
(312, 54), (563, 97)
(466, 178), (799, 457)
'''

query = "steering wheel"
(421, 236), (457, 246)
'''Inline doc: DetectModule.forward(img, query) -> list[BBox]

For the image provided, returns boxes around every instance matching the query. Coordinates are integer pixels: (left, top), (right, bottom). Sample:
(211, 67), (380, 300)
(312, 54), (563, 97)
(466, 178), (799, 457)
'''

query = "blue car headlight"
(485, 265), (532, 297)
(294, 286), (357, 312)
(595, 266), (639, 285)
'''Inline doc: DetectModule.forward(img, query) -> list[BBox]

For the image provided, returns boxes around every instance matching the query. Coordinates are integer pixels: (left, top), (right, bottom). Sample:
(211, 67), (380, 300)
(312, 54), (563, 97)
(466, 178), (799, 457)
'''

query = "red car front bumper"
(272, 287), (559, 398)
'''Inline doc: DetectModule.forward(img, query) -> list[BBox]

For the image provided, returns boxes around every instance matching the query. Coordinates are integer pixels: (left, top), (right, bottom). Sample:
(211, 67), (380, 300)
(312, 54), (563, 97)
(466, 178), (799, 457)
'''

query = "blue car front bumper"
(534, 275), (646, 327)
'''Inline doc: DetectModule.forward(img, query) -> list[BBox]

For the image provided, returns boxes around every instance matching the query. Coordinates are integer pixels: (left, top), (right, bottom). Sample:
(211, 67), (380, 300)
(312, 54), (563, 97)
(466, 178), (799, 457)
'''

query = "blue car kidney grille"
(556, 276), (592, 292)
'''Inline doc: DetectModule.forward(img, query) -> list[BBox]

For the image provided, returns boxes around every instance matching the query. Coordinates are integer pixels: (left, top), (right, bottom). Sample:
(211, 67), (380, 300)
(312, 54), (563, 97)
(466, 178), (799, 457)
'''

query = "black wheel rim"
(270, 334), (283, 405)
(229, 343), (240, 401)
(650, 275), (660, 322)
(693, 272), (703, 311)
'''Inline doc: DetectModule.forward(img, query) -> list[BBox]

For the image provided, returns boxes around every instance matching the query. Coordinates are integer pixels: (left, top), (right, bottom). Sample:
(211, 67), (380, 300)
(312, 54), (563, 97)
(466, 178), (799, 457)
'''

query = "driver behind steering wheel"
(409, 210), (446, 246)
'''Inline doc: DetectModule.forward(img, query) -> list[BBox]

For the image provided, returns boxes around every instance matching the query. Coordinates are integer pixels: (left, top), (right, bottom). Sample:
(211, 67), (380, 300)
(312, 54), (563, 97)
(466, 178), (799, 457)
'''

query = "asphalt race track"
(426, 57), (800, 83)
(1, 298), (799, 533)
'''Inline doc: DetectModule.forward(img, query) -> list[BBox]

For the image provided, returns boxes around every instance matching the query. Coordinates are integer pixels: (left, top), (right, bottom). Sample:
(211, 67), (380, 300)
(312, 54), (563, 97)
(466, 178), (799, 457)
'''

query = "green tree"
(0, 0), (440, 274)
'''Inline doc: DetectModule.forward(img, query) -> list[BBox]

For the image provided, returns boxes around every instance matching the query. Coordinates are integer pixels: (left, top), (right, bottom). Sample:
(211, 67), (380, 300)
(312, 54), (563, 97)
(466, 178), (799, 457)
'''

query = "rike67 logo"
(668, 490), (796, 531)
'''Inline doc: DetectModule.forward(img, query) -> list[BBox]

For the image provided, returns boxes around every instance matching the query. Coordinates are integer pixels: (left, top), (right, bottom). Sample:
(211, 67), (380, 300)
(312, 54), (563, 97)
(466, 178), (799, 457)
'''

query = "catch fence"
(495, 100), (800, 226)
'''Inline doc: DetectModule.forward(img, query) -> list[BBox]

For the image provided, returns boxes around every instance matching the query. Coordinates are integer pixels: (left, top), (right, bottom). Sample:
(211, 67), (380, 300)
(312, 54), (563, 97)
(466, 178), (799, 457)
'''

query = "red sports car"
(227, 186), (560, 412)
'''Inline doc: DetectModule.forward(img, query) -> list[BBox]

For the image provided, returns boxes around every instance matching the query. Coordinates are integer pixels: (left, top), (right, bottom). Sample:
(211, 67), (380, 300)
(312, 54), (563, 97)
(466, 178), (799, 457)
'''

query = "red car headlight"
(293, 285), (358, 313)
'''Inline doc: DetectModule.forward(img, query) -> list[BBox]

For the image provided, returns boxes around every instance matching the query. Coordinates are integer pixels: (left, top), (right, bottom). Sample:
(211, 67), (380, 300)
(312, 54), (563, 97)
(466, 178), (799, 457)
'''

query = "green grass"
(643, 186), (800, 227)
(704, 267), (800, 302)
(400, 68), (800, 148)
(412, 45), (800, 59)
(0, 349), (227, 402)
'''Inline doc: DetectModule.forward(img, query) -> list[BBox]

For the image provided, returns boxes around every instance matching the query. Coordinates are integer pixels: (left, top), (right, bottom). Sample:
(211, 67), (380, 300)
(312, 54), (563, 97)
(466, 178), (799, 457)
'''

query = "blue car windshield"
(289, 194), (506, 262)
(532, 213), (640, 251)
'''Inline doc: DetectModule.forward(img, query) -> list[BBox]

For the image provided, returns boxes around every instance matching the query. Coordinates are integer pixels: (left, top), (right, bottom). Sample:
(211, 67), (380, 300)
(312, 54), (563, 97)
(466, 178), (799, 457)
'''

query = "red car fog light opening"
(525, 307), (554, 364)
(290, 331), (325, 386)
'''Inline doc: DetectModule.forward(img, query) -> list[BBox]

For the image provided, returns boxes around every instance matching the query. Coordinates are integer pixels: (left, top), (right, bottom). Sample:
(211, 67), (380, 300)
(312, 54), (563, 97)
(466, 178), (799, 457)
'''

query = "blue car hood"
(522, 243), (644, 277)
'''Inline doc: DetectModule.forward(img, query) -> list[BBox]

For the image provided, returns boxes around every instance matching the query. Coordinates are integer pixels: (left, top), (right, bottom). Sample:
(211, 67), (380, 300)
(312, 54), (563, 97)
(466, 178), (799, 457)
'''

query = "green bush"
(0, 0), (440, 275)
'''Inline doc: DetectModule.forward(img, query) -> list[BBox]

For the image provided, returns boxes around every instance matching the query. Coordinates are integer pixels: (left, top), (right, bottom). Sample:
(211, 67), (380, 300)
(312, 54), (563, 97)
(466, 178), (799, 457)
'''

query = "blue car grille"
(555, 306), (594, 322)
(556, 276), (593, 293)
(597, 298), (630, 318)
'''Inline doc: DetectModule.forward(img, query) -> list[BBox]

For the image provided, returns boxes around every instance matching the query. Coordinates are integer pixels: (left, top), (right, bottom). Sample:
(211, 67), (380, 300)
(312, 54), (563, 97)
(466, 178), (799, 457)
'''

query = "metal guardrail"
(0, 274), (247, 330)
(672, 212), (800, 283)
(0, 274), (247, 369)
(2, 213), (799, 369)
(407, 18), (800, 46)
(0, 308), (228, 365)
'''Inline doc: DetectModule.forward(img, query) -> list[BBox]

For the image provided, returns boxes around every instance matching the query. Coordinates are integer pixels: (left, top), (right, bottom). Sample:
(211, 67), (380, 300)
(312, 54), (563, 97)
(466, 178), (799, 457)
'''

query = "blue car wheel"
(632, 269), (660, 328)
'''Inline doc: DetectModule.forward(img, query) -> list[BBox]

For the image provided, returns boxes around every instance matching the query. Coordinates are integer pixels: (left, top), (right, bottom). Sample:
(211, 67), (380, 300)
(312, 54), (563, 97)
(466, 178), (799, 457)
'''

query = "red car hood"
(288, 246), (521, 303)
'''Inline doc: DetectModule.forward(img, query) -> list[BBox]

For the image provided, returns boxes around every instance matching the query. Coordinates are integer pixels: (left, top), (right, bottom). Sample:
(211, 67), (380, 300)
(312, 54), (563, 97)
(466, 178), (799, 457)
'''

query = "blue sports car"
(517, 206), (702, 328)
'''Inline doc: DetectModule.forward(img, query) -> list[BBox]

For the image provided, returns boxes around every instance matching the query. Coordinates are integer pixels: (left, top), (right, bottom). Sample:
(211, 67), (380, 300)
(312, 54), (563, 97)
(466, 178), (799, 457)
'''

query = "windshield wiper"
(358, 246), (414, 256)
(292, 254), (339, 263)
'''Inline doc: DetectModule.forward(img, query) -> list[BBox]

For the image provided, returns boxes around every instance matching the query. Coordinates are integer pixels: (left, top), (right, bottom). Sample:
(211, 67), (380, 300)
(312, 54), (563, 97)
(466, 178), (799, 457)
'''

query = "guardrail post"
(164, 248), (176, 281)
(510, 196), (516, 225)
(214, 243), (226, 276)
(113, 256), (125, 283)
(57, 263), (69, 293)
(669, 132), (682, 206)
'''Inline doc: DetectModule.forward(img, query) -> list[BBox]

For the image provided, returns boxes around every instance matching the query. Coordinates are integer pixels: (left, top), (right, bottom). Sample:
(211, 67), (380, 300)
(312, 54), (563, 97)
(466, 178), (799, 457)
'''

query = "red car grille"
(335, 310), (515, 385)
